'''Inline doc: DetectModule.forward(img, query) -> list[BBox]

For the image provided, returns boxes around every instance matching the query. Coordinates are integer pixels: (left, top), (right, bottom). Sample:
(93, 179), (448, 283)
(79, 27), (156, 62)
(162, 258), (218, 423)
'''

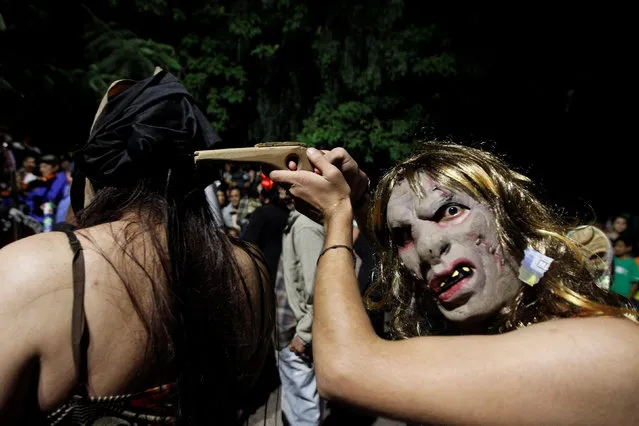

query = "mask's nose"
(415, 227), (452, 269)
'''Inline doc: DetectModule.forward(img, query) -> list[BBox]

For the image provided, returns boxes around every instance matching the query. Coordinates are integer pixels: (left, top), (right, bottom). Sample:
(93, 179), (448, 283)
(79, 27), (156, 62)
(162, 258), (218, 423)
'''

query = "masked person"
(270, 142), (639, 426)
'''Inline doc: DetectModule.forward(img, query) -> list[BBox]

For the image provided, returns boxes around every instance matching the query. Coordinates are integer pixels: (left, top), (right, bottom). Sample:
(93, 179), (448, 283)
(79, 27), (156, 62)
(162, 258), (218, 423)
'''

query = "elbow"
(315, 350), (360, 402)
(314, 332), (379, 401)
(313, 321), (379, 400)
(315, 357), (347, 401)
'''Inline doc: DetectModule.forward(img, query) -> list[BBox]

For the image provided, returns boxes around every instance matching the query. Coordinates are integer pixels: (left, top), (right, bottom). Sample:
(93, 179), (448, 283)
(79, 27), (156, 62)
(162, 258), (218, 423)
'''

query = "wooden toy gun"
(194, 141), (311, 171)
(195, 141), (324, 222)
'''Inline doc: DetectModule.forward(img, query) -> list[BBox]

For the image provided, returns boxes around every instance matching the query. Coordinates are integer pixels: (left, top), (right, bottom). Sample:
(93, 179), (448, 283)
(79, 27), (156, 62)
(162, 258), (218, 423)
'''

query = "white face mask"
(386, 172), (521, 325)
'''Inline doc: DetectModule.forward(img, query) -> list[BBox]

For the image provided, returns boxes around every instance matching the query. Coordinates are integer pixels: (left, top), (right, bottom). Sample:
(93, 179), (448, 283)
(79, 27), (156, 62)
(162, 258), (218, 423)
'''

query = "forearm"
(313, 203), (377, 391)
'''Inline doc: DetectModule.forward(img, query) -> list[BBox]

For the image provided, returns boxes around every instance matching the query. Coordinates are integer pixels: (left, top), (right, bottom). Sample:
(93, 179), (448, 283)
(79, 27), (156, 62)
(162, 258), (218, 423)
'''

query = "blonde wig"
(365, 141), (637, 338)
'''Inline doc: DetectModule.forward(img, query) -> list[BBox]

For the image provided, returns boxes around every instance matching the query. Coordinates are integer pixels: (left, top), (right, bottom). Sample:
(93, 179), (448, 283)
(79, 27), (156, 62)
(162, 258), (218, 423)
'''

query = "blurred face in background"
(216, 189), (227, 207)
(229, 188), (241, 208)
(613, 240), (632, 258)
(23, 157), (36, 172)
(39, 162), (58, 177)
(613, 216), (628, 234)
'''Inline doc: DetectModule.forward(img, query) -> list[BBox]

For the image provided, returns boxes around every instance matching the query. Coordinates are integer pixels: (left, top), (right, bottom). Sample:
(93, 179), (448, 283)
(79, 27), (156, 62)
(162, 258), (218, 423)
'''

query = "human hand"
(321, 147), (369, 206)
(270, 148), (352, 221)
(289, 335), (307, 356)
(285, 147), (369, 207)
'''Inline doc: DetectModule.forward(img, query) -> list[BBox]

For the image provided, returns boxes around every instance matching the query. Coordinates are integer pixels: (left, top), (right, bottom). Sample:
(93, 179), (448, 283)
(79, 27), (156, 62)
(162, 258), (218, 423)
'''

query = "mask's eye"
(391, 226), (413, 247)
(445, 205), (461, 217)
(433, 202), (469, 222)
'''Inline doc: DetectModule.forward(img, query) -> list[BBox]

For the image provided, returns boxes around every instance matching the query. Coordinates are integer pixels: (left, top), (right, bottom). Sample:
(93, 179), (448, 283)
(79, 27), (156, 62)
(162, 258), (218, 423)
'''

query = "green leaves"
(282, 4), (308, 33)
(413, 53), (456, 77)
(83, 28), (180, 96)
(229, 13), (262, 39)
(298, 3), (460, 167)
(299, 98), (423, 164)
(0, 0), (478, 168)
(134, 0), (168, 15)
(251, 44), (279, 58)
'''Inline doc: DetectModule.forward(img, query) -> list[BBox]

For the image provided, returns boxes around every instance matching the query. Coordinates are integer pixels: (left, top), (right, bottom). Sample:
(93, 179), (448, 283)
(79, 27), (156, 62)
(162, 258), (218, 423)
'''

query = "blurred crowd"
(1, 130), (73, 242)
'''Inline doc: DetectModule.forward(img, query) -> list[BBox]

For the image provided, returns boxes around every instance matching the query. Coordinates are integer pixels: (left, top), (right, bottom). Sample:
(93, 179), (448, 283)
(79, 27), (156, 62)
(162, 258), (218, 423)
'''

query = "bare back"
(0, 221), (270, 422)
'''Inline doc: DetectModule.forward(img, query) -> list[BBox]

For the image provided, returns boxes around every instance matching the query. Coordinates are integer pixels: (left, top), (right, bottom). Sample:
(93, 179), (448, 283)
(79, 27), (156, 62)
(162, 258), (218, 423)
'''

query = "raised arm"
(271, 147), (639, 426)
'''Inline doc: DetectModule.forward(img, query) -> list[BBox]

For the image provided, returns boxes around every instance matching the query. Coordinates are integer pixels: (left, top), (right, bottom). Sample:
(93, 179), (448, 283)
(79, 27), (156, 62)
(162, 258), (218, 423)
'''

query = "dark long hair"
(73, 72), (273, 424)
(76, 159), (272, 424)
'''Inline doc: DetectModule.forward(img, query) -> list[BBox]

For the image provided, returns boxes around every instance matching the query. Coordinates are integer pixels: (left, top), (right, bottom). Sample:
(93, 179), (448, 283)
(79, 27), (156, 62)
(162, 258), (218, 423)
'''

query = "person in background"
(17, 156), (37, 187)
(54, 171), (73, 226)
(25, 154), (68, 223)
(244, 168), (261, 194)
(606, 214), (630, 243)
(222, 187), (243, 233)
(278, 204), (325, 426)
(611, 235), (639, 300)
(217, 185), (228, 209)
(240, 175), (290, 282)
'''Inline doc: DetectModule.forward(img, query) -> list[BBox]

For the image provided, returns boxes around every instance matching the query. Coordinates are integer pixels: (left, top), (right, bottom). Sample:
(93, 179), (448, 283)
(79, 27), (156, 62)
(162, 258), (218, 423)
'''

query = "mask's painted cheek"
(462, 207), (506, 270)
(398, 240), (415, 254)
(398, 241), (423, 280)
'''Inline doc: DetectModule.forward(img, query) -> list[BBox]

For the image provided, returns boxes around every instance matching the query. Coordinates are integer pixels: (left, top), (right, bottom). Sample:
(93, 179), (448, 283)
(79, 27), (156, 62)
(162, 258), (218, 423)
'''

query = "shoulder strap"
(60, 230), (90, 386)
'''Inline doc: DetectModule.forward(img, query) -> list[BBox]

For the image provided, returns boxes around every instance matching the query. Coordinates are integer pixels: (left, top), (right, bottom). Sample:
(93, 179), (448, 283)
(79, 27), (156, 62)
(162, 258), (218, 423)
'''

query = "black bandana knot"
(73, 71), (221, 188)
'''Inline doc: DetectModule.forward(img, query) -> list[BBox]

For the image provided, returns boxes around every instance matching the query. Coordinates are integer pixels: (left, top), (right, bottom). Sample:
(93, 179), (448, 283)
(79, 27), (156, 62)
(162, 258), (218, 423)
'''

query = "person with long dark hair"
(0, 71), (273, 424)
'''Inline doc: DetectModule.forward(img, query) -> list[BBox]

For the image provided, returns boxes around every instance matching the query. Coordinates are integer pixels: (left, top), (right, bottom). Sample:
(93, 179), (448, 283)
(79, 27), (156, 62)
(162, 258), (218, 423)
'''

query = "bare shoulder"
(0, 232), (74, 313)
(0, 232), (76, 414)
(0, 231), (76, 361)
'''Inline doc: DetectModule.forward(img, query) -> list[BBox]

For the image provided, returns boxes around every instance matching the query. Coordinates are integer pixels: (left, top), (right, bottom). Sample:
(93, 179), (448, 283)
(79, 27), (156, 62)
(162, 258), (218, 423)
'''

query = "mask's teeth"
(440, 266), (472, 290)
(442, 268), (460, 288)
(437, 266), (474, 293)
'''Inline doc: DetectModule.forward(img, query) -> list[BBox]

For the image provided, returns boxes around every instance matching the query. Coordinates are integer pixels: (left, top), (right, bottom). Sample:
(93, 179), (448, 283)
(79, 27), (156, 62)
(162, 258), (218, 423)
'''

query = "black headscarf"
(71, 71), (221, 212)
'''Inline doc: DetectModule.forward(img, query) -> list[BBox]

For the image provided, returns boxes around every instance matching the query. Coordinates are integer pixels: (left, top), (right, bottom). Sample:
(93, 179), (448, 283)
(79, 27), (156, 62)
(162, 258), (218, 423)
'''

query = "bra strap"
(61, 230), (90, 387)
